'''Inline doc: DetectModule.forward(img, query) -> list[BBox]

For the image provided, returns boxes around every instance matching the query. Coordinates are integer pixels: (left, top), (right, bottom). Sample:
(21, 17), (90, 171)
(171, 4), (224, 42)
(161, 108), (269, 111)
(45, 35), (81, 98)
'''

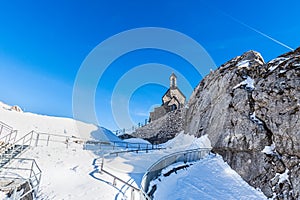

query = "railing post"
(66, 137), (69, 149)
(35, 133), (40, 147)
(101, 156), (104, 171)
(131, 188), (135, 200)
(29, 131), (33, 147)
(47, 135), (50, 146)
(8, 130), (12, 144)
(22, 135), (26, 150)
(30, 160), (34, 180)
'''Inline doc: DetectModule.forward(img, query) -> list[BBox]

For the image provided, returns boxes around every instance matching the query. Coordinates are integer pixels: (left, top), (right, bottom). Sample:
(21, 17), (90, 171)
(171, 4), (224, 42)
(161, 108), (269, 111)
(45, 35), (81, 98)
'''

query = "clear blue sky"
(0, 0), (299, 131)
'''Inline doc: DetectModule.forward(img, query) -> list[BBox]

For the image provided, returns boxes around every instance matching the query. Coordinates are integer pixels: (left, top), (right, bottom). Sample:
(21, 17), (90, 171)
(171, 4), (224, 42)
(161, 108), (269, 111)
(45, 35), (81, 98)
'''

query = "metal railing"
(33, 131), (86, 148)
(0, 130), (18, 150)
(108, 147), (166, 157)
(91, 144), (165, 200)
(0, 131), (34, 165)
(140, 148), (211, 200)
(84, 140), (161, 151)
(0, 158), (42, 199)
(0, 127), (88, 199)
(0, 121), (13, 137)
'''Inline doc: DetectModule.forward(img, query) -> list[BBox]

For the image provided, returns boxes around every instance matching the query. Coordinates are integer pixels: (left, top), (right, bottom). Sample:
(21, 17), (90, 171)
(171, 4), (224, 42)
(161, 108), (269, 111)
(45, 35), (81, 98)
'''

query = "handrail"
(0, 131), (34, 160)
(0, 157), (42, 199)
(85, 139), (161, 152)
(0, 121), (13, 137)
(0, 121), (13, 130)
(0, 130), (17, 147)
(108, 147), (166, 157)
(139, 148), (211, 200)
(91, 144), (164, 199)
(32, 131), (88, 148)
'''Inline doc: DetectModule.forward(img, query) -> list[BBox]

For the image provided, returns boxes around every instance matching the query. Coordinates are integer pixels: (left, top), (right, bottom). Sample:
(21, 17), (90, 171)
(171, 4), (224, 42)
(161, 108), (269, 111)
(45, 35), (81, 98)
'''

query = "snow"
(278, 169), (289, 184)
(91, 127), (122, 142)
(250, 112), (263, 125)
(161, 131), (196, 149)
(0, 192), (7, 200)
(0, 101), (267, 199)
(186, 134), (211, 150)
(237, 60), (250, 69)
(123, 138), (151, 144)
(233, 76), (255, 91)
(268, 57), (289, 72)
(0, 101), (97, 140)
(262, 143), (275, 155)
(152, 155), (267, 200)
(293, 63), (300, 67)
(279, 69), (287, 74)
(271, 169), (290, 188)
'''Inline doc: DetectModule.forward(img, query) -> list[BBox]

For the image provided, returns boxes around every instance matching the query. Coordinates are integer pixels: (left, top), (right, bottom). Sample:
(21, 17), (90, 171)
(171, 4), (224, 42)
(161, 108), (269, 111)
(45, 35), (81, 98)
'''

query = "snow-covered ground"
(152, 155), (267, 200)
(0, 101), (267, 199)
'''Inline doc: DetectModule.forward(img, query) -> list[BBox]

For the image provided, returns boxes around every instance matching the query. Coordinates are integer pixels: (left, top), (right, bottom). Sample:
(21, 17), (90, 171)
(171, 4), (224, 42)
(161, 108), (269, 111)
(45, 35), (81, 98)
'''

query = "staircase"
(0, 121), (41, 200)
(0, 144), (29, 168)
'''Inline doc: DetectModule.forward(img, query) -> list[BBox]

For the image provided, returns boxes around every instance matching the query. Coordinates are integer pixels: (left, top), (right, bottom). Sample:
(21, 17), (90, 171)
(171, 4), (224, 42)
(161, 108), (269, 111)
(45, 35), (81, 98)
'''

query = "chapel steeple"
(170, 72), (177, 88)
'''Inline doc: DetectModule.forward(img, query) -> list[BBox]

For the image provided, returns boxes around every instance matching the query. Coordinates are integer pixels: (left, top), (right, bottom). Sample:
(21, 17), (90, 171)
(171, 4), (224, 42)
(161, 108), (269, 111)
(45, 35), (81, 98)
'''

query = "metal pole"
(29, 131), (33, 147)
(35, 133), (40, 147)
(47, 135), (50, 146)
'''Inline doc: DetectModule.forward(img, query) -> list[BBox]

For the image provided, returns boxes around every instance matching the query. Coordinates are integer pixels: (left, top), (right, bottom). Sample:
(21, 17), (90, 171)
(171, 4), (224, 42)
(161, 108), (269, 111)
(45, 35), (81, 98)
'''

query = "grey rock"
(185, 48), (300, 199)
(131, 109), (184, 144)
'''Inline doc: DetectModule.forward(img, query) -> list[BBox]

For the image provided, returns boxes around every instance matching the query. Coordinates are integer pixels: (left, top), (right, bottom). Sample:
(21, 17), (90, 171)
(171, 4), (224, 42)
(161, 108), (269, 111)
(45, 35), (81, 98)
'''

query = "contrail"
(221, 11), (294, 51)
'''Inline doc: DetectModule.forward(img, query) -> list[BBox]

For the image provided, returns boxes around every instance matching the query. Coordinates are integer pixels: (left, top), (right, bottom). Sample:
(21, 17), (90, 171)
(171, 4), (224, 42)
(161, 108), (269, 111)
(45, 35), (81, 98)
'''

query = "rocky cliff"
(185, 48), (300, 199)
(131, 109), (184, 144)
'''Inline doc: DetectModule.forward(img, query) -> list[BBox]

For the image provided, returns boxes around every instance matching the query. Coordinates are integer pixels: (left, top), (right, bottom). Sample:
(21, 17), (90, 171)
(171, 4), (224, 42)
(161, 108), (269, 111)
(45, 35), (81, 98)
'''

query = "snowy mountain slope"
(90, 127), (122, 142)
(0, 101), (118, 142)
(0, 100), (267, 199)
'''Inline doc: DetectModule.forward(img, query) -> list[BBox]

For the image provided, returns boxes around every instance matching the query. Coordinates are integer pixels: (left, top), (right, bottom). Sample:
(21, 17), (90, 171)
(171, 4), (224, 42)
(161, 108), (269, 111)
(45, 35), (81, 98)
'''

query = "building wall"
(150, 106), (166, 121)
(170, 89), (185, 105)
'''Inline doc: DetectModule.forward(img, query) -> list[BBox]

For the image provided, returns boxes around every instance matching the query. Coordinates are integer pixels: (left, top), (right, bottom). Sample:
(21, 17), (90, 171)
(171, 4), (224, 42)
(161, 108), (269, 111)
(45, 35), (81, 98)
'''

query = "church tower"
(150, 72), (186, 122)
(170, 73), (177, 89)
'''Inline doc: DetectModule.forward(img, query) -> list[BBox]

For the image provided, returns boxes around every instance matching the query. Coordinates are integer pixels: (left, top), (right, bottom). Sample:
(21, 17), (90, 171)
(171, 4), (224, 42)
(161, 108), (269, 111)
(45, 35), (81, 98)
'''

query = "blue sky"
(0, 0), (299, 131)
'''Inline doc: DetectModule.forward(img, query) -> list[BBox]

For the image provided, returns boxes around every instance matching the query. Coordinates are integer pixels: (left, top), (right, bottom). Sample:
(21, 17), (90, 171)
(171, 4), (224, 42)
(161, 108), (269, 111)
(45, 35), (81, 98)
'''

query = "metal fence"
(140, 148), (211, 199)
(0, 129), (17, 149)
(84, 140), (160, 151)
(33, 131), (86, 148)
(0, 121), (13, 137)
(0, 158), (42, 199)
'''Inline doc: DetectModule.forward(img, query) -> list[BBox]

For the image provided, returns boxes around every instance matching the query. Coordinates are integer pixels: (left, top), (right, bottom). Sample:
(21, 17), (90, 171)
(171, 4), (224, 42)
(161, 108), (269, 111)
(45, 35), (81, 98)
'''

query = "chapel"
(149, 73), (186, 122)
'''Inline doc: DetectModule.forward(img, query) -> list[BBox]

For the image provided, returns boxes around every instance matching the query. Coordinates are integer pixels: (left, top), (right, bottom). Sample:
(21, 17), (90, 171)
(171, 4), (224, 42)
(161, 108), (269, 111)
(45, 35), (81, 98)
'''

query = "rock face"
(10, 105), (23, 112)
(132, 109), (184, 144)
(185, 48), (300, 199)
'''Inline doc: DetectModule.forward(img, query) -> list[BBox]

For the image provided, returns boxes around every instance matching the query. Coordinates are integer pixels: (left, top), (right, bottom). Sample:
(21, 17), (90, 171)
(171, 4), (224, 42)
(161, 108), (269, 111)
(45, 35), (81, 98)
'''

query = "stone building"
(149, 73), (186, 122)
